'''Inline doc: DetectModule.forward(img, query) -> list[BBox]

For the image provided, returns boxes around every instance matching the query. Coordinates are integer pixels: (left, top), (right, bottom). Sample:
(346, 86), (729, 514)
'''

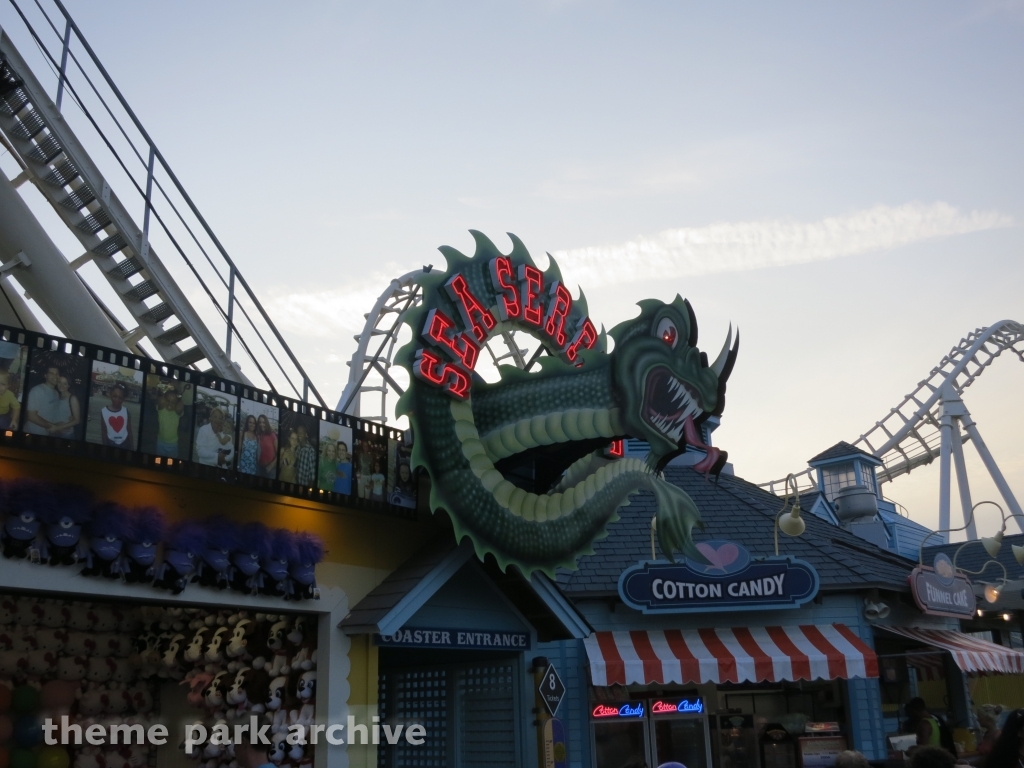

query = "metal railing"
(1, 0), (326, 406)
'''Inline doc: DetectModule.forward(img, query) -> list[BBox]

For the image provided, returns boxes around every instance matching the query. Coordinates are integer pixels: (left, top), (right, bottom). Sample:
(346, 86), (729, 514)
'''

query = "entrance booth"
(340, 537), (589, 767)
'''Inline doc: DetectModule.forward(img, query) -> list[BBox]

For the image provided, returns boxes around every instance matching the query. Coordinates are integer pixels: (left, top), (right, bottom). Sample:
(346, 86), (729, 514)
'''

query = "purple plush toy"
(154, 521), (206, 594)
(260, 528), (296, 597)
(81, 501), (129, 578)
(230, 521), (270, 595)
(124, 506), (166, 584)
(288, 532), (324, 601)
(38, 483), (93, 566)
(1, 478), (48, 559)
(195, 516), (237, 589)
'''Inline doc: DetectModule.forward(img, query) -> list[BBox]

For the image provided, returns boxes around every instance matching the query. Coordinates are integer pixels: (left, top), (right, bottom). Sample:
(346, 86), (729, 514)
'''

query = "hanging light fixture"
(1012, 544), (1024, 566)
(984, 583), (1002, 604)
(981, 530), (1004, 558)
(774, 474), (805, 556)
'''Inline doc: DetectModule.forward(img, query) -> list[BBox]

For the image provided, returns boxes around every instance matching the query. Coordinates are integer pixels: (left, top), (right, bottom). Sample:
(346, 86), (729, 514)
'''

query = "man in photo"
(24, 365), (60, 436)
(195, 406), (235, 467)
(294, 425), (317, 486)
(100, 384), (133, 447)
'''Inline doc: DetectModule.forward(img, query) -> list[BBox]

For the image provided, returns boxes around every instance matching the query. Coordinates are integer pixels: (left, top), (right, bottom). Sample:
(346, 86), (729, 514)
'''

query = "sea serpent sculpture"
(394, 231), (738, 576)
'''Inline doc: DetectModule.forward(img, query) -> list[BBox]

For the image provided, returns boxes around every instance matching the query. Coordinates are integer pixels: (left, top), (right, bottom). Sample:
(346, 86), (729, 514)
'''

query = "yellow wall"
(969, 674), (1024, 710)
(0, 444), (440, 574)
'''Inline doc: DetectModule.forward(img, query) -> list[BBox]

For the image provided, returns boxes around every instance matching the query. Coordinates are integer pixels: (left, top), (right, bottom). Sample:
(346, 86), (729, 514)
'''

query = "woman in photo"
(238, 415), (259, 475)
(318, 441), (337, 490)
(50, 375), (82, 438)
(256, 414), (278, 478)
(278, 428), (298, 483)
(334, 440), (352, 495)
(0, 370), (21, 430)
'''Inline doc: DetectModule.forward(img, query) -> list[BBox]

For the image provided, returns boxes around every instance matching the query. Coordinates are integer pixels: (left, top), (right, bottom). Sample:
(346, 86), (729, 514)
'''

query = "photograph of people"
(22, 349), (88, 440)
(86, 360), (143, 450)
(354, 430), (388, 501)
(193, 386), (237, 468)
(0, 340), (27, 431)
(317, 419), (353, 494)
(140, 374), (194, 458)
(237, 397), (280, 477)
(279, 410), (318, 486)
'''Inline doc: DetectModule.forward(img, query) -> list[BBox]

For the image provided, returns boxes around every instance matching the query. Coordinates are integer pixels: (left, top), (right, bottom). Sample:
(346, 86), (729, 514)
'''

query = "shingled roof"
(808, 441), (878, 464)
(923, 532), (1024, 582)
(557, 465), (916, 597)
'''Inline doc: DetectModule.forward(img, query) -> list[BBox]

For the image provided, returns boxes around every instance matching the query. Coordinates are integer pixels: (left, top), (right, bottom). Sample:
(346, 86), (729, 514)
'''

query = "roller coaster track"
(760, 320), (1024, 531)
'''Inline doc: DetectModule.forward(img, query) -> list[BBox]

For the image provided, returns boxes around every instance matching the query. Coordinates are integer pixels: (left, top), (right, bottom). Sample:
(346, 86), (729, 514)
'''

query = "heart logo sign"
(108, 416), (125, 433)
(686, 540), (751, 574)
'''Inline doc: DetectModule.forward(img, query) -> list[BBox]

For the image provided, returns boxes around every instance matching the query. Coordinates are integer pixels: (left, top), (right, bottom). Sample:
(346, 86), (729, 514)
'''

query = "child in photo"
(0, 370), (20, 430)
(100, 384), (133, 447)
(51, 375), (82, 438)
(238, 415), (259, 475)
(370, 458), (385, 502)
(279, 429), (298, 483)
(256, 414), (278, 478)
(318, 442), (337, 490)
(334, 440), (352, 495)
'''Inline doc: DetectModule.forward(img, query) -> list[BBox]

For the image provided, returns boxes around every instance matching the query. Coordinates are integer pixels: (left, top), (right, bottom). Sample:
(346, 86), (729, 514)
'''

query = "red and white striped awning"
(584, 625), (878, 687)
(881, 626), (1024, 676)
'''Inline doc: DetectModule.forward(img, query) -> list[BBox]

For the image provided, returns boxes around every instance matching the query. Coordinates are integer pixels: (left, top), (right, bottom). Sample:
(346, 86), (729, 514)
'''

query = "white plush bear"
(57, 654), (87, 681)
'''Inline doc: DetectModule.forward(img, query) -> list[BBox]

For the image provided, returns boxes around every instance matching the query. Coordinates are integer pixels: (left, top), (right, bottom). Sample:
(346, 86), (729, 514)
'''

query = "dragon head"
(610, 296), (738, 470)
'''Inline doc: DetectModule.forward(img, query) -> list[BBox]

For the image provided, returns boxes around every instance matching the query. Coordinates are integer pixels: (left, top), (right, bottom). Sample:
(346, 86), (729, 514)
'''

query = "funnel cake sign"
(618, 540), (819, 614)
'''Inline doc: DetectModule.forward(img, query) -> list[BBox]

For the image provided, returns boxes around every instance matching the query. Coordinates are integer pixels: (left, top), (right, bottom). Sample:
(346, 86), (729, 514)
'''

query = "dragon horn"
(710, 324), (733, 377)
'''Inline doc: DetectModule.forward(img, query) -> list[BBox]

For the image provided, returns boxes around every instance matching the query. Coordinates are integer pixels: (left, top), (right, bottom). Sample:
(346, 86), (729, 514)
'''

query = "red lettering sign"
(518, 264), (544, 327)
(488, 256), (521, 321)
(444, 274), (496, 342)
(564, 317), (598, 363)
(651, 700), (677, 714)
(414, 348), (471, 400)
(544, 281), (573, 347)
(592, 704), (620, 718)
(607, 439), (624, 458)
(423, 308), (480, 369)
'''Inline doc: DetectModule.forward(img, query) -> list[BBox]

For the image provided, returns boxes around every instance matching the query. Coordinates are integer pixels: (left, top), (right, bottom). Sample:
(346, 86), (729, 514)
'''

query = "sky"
(2, 1), (1022, 541)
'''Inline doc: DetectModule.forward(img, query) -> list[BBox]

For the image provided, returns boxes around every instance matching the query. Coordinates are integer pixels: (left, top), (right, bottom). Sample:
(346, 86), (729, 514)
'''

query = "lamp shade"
(778, 510), (805, 537)
(984, 584), (1001, 604)
(1012, 544), (1024, 566)
(981, 531), (1004, 559)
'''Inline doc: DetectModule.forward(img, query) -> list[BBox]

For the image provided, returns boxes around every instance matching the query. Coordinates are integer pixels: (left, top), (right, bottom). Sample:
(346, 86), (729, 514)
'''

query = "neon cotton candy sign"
(592, 702), (645, 719)
(651, 697), (704, 715)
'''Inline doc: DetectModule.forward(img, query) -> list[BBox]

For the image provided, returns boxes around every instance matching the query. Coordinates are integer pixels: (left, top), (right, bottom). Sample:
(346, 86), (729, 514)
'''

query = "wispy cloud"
(552, 202), (1012, 288)
(265, 202), (1011, 339)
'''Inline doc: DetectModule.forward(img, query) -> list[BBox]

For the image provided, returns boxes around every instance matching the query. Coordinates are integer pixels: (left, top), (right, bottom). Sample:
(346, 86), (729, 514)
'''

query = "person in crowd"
(50, 375), (81, 438)
(318, 441), (337, 490)
(256, 414), (278, 477)
(389, 462), (416, 507)
(156, 389), (184, 457)
(835, 751), (870, 768)
(278, 429), (298, 483)
(905, 697), (946, 750)
(984, 709), (1024, 768)
(370, 458), (385, 501)
(910, 747), (956, 768)
(99, 384), (133, 447)
(977, 710), (1003, 761)
(24, 365), (60, 435)
(195, 407), (235, 467)
(334, 440), (352, 494)
(294, 425), (317, 486)
(0, 370), (21, 430)
(238, 415), (259, 474)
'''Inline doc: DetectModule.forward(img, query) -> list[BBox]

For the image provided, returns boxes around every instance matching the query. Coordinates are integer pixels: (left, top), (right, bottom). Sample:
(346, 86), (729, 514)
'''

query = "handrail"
(2, 0), (327, 407)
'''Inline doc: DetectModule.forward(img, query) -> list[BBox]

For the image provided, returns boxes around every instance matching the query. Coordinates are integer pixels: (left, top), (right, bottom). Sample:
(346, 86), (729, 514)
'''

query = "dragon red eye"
(656, 318), (678, 348)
